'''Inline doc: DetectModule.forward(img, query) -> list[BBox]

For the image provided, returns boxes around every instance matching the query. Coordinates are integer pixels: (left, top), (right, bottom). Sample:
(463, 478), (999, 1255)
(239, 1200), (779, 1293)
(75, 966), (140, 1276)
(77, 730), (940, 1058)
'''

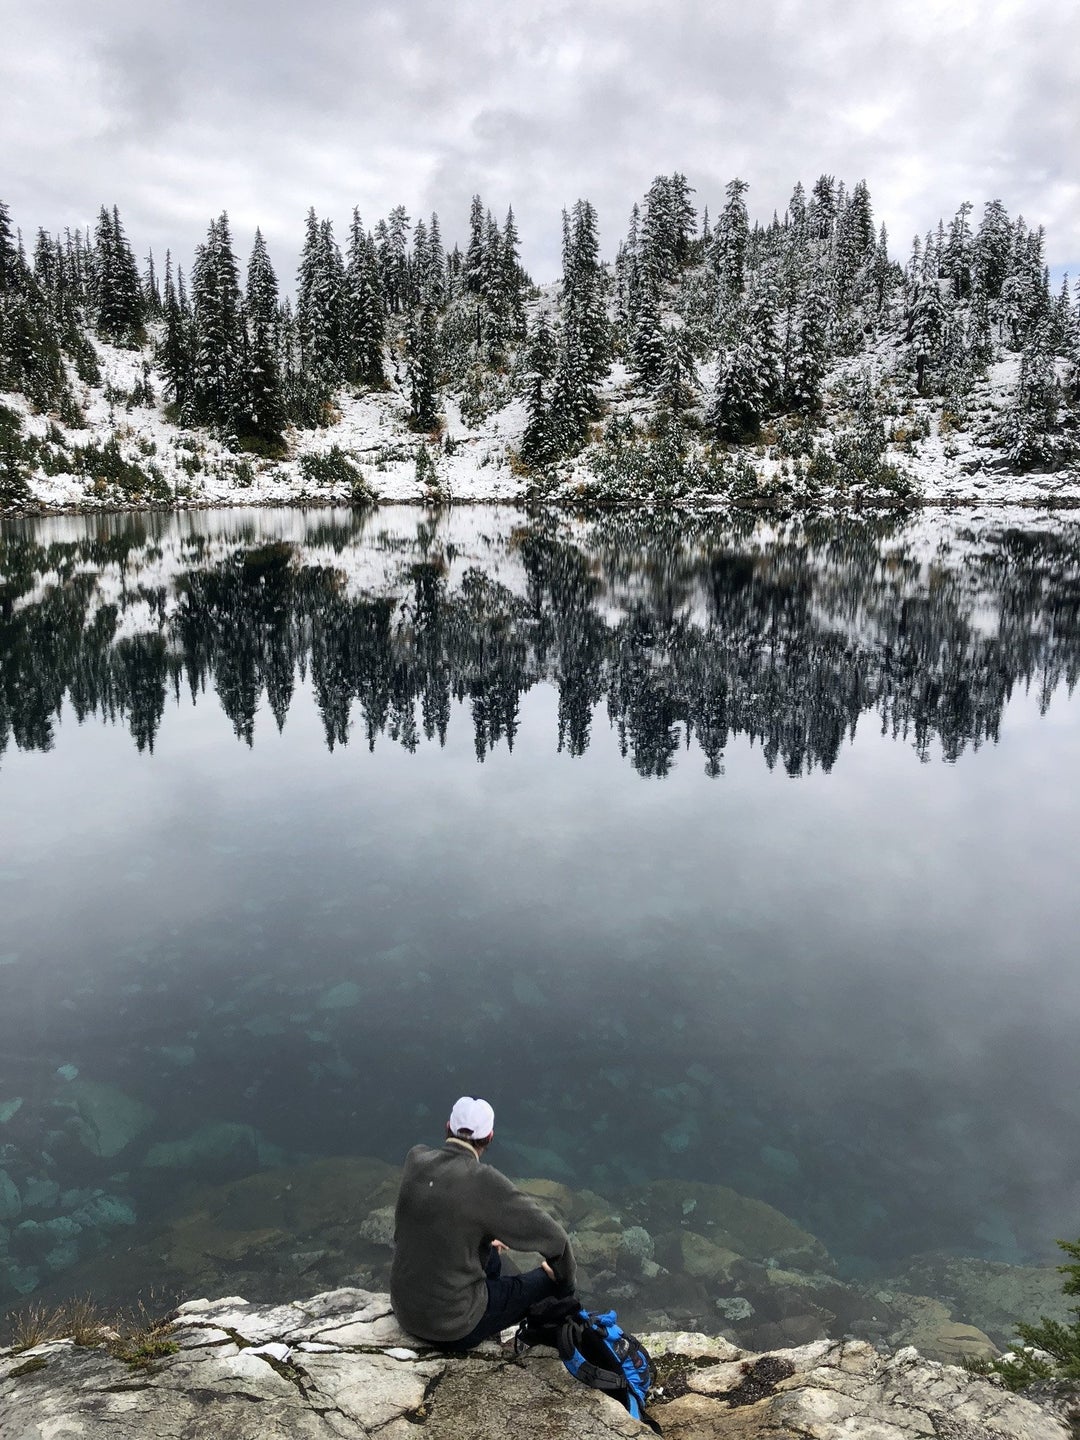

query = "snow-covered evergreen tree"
(159, 251), (192, 418)
(655, 323), (698, 417)
(560, 198), (608, 402)
(712, 178), (749, 304)
(501, 206), (525, 334)
(807, 174), (837, 241)
(744, 277), (782, 416)
(94, 205), (145, 344)
(1002, 324), (1061, 468)
(786, 277), (829, 413)
(240, 229), (285, 446)
(343, 212), (386, 387)
(297, 212), (345, 387)
(520, 312), (557, 467)
(407, 304), (439, 430)
(463, 194), (486, 298)
(190, 212), (243, 431)
(974, 198), (1013, 301)
(835, 179), (875, 303)
(708, 341), (763, 442)
(630, 280), (666, 388)
(941, 202), (973, 301)
(0, 200), (19, 294)
(905, 245), (950, 392)
(548, 326), (591, 454)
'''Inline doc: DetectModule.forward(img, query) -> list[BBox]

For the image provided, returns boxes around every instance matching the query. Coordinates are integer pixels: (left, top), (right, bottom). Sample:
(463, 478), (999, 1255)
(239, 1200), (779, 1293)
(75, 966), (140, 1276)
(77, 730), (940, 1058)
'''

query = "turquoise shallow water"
(1, 505), (1079, 1313)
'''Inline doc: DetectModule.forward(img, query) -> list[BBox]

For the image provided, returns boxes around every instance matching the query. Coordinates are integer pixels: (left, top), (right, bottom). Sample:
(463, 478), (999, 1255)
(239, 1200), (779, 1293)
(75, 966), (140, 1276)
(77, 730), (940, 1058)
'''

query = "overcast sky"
(2, 0), (1077, 287)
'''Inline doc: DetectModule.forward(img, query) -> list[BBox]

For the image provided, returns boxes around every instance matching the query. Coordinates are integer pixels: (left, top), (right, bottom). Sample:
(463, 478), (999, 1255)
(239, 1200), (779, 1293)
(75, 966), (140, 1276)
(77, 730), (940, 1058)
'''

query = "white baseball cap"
(448, 1096), (495, 1139)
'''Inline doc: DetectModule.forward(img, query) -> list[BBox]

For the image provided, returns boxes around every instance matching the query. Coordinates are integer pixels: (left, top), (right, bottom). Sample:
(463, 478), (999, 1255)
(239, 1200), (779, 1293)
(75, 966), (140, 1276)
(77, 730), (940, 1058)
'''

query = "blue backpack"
(515, 1298), (659, 1431)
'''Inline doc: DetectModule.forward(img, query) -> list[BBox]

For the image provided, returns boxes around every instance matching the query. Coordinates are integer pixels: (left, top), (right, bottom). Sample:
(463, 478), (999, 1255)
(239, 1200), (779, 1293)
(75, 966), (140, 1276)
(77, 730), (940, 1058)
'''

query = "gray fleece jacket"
(389, 1138), (576, 1343)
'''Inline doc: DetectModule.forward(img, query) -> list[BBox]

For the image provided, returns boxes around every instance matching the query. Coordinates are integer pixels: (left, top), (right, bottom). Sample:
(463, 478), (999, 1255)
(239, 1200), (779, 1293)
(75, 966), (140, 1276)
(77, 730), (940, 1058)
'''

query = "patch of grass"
(107, 1298), (179, 1369)
(9, 1302), (62, 1353)
(66, 1295), (112, 1347)
(6, 1292), (179, 1370)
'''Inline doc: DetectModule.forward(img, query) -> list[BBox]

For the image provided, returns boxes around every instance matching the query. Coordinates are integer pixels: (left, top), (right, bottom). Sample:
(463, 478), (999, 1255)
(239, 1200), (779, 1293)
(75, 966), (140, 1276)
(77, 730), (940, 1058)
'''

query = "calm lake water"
(1, 504), (1079, 1318)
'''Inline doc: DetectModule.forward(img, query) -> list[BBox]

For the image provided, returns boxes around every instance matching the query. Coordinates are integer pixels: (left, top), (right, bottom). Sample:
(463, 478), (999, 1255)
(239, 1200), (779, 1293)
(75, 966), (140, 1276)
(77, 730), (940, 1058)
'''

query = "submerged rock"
(624, 1179), (833, 1273)
(660, 1230), (740, 1285)
(316, 982), (362, 1011)
(890, 1252), (1075, 1345)
(0, 1172), (20, 1223)
(0, 1289), (1069, 1440)
(64, 1080), (153, 1159)
(67, 1193), (136, 1231)
(144, 1121), (264, 1169)
(358, 1206), (396, 1248)
(158, 1045), (197, 1067)
(0, 1263), (39, 1297)
(19, 1180), (59, 1212)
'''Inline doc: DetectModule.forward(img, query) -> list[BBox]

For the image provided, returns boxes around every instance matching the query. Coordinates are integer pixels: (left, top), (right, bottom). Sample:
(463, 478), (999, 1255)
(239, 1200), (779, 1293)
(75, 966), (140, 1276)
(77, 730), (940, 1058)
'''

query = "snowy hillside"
(2, 177), (1078, 513)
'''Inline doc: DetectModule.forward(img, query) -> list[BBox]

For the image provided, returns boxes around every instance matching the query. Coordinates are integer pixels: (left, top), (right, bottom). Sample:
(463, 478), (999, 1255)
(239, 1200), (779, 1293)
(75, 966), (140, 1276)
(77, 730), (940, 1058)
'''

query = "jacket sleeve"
(479, 1169), (577, 1293)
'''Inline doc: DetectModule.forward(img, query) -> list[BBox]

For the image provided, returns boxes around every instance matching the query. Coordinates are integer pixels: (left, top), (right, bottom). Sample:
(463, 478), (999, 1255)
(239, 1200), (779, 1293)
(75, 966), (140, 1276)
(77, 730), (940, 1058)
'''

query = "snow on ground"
(3, 331), (1078, 515)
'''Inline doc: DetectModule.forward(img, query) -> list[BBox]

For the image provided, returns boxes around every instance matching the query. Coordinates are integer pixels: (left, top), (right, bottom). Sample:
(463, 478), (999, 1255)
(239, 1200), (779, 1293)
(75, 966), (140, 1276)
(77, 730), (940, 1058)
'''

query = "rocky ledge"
(1, 1287), (1072, 1440)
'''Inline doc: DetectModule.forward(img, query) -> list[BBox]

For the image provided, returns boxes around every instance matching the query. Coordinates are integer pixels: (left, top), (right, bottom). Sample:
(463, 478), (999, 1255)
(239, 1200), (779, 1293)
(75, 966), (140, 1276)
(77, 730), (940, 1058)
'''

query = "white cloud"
(1, 0), (1076, 284)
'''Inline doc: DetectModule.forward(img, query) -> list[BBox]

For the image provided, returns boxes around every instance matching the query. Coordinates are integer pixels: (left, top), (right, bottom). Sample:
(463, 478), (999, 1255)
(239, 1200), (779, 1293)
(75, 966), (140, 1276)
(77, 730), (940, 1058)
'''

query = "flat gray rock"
(1, 1290), (1072, 1440)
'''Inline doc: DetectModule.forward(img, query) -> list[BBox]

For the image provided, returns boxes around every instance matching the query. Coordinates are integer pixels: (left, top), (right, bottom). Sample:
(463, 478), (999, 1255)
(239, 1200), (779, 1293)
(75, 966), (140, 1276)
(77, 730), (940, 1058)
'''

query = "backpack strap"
(557, 1309), (664, 1434)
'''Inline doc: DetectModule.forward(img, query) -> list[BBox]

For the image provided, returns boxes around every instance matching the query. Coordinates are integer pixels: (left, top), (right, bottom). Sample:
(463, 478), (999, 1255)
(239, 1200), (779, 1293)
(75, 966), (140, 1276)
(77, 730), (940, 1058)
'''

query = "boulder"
(624, 1179), (834, 1273)
(891, 1252), (1075, 1343)
(358, 1205), (396, 1248)
(571, 1229), (622, 1269)
(887, 1290), (999, 1364)
(510, 1177), (578, 1222)
(63, 1080), (153, 1158)
(0, 1171), (20, 1222)
(674, 1231), (740, 1284)
(144, 1121), (262, 1169)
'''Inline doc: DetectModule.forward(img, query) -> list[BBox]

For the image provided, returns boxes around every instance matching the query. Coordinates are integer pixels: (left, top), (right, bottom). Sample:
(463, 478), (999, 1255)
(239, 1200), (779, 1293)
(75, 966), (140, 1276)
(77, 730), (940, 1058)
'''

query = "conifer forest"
(1, 173), (1078, 513)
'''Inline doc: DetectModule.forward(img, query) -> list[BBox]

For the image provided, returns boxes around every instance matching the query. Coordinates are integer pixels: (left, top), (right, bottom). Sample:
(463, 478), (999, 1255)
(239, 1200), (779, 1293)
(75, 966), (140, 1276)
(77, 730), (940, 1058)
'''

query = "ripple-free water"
(1, 505), (1079, 1316)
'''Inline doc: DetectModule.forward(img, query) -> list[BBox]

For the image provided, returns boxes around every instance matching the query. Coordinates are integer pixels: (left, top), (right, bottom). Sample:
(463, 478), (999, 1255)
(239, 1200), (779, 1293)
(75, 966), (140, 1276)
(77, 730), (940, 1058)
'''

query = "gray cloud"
(1, 0), (1076, 285)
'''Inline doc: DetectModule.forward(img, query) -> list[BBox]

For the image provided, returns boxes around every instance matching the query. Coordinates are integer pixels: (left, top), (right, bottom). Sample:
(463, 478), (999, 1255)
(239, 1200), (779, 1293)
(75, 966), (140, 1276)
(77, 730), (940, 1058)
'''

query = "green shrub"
(415, 443), (440, 493)
(297, 445), (378, 506)
(298, 445), (362, 489)
(582, 416), (733, 505)
(72, 437), (171, 502)
(969, 1237), (1080, 1394)
(236, 432), (288, 460)
(0, 403), (34, 506)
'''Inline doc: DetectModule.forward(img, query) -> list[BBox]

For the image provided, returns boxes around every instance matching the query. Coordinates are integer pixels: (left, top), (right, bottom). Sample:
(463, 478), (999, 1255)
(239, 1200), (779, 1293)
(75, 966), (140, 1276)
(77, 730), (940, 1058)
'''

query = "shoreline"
(6, 492), (1080, 522)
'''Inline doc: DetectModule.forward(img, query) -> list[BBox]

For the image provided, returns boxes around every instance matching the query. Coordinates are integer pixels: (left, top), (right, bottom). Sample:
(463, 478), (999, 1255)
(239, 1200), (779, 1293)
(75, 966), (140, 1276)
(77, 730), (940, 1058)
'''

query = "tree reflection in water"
(2, 509), (1079, 774)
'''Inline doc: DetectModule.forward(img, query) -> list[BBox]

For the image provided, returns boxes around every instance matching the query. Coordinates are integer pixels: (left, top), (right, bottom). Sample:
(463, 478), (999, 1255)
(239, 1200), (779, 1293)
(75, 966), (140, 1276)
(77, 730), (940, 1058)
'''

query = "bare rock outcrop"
(1, 1288), (1072, 1440)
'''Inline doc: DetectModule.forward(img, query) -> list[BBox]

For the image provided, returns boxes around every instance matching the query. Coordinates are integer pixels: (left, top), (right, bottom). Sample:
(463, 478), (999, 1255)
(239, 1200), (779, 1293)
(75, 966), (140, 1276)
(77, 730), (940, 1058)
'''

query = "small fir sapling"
(970, 1237), (1080, 1393)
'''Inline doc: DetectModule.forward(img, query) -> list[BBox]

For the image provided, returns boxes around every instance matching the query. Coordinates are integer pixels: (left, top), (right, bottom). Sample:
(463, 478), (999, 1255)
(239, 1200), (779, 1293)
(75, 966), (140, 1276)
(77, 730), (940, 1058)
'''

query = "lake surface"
(2, 504), (1079, 1322)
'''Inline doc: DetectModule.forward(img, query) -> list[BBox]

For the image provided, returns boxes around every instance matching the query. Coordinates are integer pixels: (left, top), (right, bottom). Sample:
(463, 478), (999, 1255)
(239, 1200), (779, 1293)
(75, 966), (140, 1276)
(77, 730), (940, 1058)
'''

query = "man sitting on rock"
(390, 1095), (576, 1350)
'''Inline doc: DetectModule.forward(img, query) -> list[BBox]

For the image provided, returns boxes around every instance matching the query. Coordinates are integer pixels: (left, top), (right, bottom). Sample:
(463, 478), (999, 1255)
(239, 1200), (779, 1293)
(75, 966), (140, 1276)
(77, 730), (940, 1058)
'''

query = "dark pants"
(439, 1250), (557, 1352)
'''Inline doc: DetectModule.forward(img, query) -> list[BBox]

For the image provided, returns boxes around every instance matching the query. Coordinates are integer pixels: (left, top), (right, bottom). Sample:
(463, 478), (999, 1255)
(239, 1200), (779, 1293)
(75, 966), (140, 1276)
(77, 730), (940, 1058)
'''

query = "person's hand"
(491, 1239), (508, 1252)
(541, 1260), (555, 1280)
